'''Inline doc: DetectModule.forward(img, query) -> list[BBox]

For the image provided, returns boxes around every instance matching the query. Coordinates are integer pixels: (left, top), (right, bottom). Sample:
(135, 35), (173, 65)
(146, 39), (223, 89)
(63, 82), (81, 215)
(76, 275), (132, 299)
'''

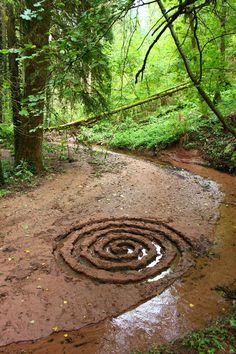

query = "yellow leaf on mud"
(52, 327), (59, 332)
(24, 249), (30, 253)
(189, 303), (194, 308)
(64, 333), (69, 338)
(63, 300), (68, 304)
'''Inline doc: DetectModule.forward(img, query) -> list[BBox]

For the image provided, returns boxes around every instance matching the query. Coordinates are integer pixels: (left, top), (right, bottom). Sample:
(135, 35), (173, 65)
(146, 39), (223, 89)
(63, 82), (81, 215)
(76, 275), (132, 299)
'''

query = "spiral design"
(58, 218), (193, 284)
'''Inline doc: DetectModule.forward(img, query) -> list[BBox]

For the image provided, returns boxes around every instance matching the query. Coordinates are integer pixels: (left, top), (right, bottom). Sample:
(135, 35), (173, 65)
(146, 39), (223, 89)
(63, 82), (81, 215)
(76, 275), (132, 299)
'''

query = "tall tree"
(0, 4), (6, 184)
(14, 0), (53, 172)
(0, 156), (4, 186)
(7, 4), (22, 153)
(213, 1), (228, 104)
(5, 0), (122, 172)
(0, 4), (4, 123)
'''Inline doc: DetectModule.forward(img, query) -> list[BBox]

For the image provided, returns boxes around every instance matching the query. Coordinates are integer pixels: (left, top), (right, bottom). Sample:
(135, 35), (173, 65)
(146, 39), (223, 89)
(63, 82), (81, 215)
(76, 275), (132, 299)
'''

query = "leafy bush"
(0, 124), (14, 146)
(186, 115), (236, 172)
(77, 110), (189, 150)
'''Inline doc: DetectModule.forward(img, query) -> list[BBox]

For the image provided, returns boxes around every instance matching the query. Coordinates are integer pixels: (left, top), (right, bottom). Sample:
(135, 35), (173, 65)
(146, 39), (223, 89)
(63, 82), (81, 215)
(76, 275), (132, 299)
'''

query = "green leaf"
(19, 109), (29, 117)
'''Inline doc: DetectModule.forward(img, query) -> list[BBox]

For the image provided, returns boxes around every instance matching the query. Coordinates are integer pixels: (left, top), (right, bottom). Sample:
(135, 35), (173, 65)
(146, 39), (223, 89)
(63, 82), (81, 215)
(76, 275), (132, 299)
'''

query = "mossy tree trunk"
(7, 4), (22, 153)
(14, 0), (52, 173)
(0, 5), (4, 123)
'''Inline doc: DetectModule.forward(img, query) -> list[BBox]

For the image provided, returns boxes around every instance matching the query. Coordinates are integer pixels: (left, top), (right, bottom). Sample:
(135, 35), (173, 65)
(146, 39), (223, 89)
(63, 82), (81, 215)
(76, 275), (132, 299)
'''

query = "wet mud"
(0, 146), (235, 353)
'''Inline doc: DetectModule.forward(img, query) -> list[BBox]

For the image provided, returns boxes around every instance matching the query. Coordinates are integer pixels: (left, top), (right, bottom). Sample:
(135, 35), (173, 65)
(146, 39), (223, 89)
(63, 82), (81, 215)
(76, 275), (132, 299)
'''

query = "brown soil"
(0, 147), (235, 354)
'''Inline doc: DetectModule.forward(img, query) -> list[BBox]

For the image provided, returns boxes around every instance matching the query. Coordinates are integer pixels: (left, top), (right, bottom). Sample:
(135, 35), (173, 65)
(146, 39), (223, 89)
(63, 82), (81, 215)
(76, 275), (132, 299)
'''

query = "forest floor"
(0, 146), (235, 353)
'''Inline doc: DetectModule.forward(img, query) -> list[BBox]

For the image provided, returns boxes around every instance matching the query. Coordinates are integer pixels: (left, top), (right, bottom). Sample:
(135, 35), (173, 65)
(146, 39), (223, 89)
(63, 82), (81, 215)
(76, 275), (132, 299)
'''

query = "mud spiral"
(58, 218), (193, 284)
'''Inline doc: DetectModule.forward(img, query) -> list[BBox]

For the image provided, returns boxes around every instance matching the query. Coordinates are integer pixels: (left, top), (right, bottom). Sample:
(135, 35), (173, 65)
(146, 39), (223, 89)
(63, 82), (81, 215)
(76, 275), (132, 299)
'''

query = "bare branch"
(201, 32), (236, 53)
(131, 0), (158, 9)
(135, 0), (208, 83)
(192, 9), (202, 82)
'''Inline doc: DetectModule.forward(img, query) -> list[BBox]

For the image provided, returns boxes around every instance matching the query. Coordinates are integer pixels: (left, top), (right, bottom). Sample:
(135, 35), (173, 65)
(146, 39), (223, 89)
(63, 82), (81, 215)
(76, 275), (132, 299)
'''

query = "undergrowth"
(77, 107), (191, 150)
(185, 115), (236, 172)
(76, 101), (236, 172)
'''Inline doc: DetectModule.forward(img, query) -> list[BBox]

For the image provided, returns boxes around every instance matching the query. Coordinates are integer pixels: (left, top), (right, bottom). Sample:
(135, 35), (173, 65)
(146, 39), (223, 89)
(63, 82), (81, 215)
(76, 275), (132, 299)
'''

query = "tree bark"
(213, 3), (227, 104)
(15, 0), (52, 172)
(7, 4), (22, 153)
(0, 159), (4, 186)
(157, 0), (236, 138)
(0, 5), (4, 123)
(0, 5), (4, 187)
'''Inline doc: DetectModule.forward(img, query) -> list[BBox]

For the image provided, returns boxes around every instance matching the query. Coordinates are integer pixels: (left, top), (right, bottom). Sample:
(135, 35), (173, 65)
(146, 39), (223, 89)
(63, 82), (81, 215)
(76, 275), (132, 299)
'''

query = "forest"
(0, 1), (235, 354)
(0, 0), (235, 179)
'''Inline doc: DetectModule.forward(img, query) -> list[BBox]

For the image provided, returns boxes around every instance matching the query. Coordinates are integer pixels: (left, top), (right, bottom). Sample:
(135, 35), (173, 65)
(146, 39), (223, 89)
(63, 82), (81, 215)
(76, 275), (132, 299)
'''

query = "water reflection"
(112, 287), (180, 341)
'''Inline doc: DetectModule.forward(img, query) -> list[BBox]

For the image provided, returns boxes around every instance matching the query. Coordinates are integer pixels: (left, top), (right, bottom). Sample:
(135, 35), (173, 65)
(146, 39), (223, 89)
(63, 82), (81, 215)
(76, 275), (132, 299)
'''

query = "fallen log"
(46, 83), (190, 131)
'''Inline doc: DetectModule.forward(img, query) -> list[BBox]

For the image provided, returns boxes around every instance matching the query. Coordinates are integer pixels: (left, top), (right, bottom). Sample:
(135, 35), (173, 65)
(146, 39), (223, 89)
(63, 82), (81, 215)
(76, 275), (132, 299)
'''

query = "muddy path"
(0, 147), (235, 353)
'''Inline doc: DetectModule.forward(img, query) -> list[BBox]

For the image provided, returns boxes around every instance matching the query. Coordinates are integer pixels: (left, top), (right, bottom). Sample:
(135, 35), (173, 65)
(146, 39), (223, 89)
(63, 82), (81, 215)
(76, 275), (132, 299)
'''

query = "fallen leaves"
(52, 326), (60, 332)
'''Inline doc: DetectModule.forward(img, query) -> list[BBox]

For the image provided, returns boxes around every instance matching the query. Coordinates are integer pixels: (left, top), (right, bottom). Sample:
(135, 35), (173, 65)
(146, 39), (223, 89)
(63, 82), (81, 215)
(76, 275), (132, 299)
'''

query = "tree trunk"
(157, 0), (236, 138)
(7, 5), (22, 153)
(213, 3), (227, 104)
(0, 162), (4, 186)
(0, 149), (4, 185)
(15, 0), (52, 172)
(0, 6), (4, 123)
(188, 12), (197, 65)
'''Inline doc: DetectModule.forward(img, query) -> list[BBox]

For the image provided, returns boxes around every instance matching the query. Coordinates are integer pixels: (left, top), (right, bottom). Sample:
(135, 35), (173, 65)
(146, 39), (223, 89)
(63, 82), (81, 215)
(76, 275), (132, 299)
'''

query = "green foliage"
(2, 159), (34, 185)
(0, 124), (14, 146)
(183, 314), (236, 353)
(43, 137), (70, 161)
(13, 161), (34, 183)
(75, 87), (236, 172)
(131, 344), (174, 354)
(110, 114), (187, 149)
(108, 5), (179, 108)
(0, 188), (9, 198)
(186, 113), (236, 172)
(1, 0), (236, 173)
(77, 103), (191, 150)
(20, 1), (46, 21)
(48, 0), (119, 114)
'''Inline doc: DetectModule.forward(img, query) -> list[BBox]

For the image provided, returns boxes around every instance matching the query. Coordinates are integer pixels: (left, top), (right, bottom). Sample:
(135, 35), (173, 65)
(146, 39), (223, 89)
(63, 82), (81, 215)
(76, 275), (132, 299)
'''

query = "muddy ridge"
(56, 217), (193, 285)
